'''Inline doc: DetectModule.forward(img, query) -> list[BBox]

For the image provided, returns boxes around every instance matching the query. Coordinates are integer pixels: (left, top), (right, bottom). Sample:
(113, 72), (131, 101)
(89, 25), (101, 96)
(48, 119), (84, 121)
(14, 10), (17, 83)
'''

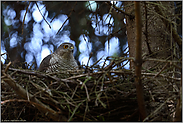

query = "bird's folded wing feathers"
(38, 54), (52, 72)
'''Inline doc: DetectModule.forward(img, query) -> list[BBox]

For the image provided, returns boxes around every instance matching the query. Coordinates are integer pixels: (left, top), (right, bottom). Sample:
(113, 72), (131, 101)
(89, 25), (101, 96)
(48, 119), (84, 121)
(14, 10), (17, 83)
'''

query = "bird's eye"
(63, 45), (68, 49)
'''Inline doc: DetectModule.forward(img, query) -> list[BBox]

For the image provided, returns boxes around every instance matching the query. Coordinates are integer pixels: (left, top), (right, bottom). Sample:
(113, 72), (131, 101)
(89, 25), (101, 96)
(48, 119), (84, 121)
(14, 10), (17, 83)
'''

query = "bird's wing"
(38, 54), (52, 72)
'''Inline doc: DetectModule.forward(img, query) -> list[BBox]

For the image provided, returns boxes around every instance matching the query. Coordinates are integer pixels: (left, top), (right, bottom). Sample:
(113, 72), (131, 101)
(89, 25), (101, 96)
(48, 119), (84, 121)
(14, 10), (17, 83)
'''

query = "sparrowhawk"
(38, 42), (78, 73)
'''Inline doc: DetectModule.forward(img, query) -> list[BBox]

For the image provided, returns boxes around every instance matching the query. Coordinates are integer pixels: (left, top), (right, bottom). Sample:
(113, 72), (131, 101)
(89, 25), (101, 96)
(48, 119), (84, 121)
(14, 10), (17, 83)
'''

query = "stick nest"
(1, 57), (181, 121)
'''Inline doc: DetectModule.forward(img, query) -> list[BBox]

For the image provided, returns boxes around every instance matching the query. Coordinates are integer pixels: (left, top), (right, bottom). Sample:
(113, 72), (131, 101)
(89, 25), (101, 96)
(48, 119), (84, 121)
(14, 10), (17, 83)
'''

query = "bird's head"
(55, 42), (75, 59)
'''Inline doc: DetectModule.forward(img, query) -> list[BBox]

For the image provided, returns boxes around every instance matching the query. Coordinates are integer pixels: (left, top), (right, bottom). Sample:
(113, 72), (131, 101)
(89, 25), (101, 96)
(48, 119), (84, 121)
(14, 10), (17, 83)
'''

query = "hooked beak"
(70, 46), (74, 53)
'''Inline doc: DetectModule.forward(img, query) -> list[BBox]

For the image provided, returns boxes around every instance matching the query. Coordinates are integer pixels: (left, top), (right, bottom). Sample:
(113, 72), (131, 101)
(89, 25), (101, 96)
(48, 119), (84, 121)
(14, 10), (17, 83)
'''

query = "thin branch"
(5, 62), (11, 73)
(35, 2), (51, 29)
(144, 2), (152, 55)
(144, 58), (181, 63)
(154, 2), (182, 49)
(7, 67), (74, 83)
(22, 2), (31, 35)
(134, 1), (147, 120)
(106, 1), (135, 19)
(56, 17), (69, 35)
(56, 2), (77, 35)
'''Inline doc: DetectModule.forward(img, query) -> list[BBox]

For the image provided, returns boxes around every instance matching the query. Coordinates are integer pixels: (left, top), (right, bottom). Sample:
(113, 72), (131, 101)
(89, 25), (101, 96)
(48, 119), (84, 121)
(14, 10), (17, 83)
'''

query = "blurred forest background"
(1, 1), (129, 70)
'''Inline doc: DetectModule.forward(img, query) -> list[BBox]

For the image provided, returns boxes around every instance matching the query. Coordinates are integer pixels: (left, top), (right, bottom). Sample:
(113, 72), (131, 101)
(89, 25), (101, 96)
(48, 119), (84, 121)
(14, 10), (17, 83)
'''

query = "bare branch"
(134, 1), (147, 120)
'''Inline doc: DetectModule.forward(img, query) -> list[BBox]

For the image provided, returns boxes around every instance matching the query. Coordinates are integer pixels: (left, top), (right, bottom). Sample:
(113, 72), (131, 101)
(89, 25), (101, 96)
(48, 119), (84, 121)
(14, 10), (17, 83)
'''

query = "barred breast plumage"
(38, 42), (78, 73)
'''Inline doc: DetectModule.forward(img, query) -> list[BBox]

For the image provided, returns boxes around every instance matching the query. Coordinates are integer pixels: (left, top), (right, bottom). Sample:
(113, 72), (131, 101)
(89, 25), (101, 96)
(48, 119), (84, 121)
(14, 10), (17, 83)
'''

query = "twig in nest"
(71, 84), (79, 99)
(84, 84), (90, 101)
(89, 55), (104, 68)
(68, 99), (87, 122)
(29, 81), (52, 96)
(5, 62), (11, 73)
(64, 96), (77, 107)
(143, 95), (175, 122)
(85, 52), (93, 74)
(154, 62), (169, 78)
(81, 76), (92, 89)
(2, 71), (67, 121)
(8, 67), (75, 83)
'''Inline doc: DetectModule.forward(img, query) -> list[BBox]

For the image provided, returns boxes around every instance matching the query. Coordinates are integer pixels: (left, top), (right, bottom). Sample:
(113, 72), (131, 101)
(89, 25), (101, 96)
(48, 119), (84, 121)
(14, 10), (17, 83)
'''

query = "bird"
(38, 42), (78, 73)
